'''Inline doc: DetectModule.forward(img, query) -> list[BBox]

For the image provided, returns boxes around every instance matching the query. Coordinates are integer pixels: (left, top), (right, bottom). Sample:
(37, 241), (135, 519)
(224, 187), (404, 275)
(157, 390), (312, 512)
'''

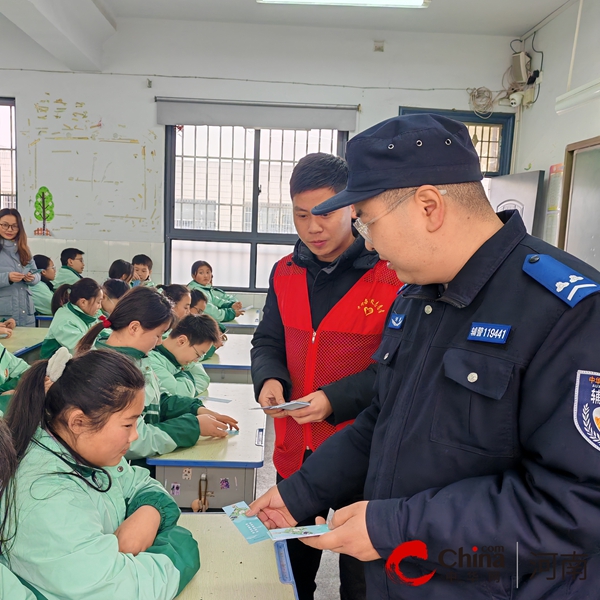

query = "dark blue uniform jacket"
(278, 211), (600, 599)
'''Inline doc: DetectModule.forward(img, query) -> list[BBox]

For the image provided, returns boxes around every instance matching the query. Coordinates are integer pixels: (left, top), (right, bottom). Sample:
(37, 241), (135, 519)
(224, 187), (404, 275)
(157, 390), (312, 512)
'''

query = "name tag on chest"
(468, 322), (511, 344)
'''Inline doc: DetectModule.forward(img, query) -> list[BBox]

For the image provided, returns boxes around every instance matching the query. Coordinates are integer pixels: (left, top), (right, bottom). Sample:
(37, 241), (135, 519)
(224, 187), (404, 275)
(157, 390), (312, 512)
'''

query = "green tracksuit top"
(0, 428), (199, 600)
(149, 344), (210, 398)
(187, 281), (238, 322)
(53, 266), (82, 288)
(0, 343), (30, 412)
(95, 340), (202, 459)
(40, 303), (98, 359)
(30, 281), (54, 316)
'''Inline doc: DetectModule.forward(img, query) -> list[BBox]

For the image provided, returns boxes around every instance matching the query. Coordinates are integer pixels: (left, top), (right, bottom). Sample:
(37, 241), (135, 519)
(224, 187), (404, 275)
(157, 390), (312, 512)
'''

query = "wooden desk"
(2, 327), (47, 363)
(227, 308), (262, 335)
(176, 513), (297, 600)
(203, 335), (252, 384)
(148, 384), (266, 509)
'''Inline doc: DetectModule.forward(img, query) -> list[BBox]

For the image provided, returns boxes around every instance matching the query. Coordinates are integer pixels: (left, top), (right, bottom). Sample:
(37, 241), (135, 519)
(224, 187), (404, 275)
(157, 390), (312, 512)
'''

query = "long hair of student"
(191, 260), (212, 277)
(34, 254), (54, 289)
(0, 208), (32, 266)
(78, 286), (174, 352)
(0, 419), (17, 553)
(51, 278), (102, 315)
(4, 350), (145, 486)
(108, 259), (134, 281)
(102, 278), (130, 301)
(156, 283), (190, 305)
(170, 314), (220, 346)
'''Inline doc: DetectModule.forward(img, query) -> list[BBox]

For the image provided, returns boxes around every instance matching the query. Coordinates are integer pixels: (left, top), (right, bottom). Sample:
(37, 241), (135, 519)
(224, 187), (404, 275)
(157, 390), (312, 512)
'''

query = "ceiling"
(102, 0), (571, 36)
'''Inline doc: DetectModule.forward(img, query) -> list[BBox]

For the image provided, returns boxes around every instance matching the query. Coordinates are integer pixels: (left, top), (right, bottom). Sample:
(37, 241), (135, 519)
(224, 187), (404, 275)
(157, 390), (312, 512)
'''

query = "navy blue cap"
(312, 114), (483, 215)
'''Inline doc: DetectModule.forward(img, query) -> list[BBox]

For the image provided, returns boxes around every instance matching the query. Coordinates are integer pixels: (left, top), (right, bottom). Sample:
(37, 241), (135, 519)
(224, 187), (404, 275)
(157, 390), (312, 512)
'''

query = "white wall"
(0, 15), (514, 282)
(517, 1), (600, 174)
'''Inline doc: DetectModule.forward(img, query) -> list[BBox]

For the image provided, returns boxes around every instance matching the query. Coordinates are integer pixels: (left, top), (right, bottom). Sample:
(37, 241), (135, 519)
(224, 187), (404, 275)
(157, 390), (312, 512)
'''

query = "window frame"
(0, 97), (17, 210)
(164, 126), (348, 290)
(398, 106), (515, 177)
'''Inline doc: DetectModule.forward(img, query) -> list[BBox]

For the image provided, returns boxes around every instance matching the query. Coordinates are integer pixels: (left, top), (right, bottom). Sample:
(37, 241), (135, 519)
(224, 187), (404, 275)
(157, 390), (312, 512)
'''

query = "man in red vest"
(251, 153), (401, 600)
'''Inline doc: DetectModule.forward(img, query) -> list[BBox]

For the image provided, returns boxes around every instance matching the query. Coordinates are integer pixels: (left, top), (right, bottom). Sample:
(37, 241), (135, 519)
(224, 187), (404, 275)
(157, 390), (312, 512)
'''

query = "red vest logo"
(358, 298), (386, 316)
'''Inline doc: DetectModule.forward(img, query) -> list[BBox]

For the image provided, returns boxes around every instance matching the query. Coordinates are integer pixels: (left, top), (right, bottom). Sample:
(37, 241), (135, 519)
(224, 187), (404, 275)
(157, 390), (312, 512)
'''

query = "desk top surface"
(147, 383), (265, 467)
(176, 513), (297, 600)
(227, 308), (262, 329)
(202, 335), (252, 370)
(2, 327), (47, 356)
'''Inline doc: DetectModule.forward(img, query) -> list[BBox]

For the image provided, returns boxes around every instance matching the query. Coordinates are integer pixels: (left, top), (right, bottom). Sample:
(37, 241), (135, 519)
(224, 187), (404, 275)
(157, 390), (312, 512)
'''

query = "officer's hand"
(290, 391), (333, 424)
(114, 505), (161, 555)
(257, 378), (286, 418)
(197, 414), (229, 437)
(247, 485), (297, 529)
(301, 501), (381, 562)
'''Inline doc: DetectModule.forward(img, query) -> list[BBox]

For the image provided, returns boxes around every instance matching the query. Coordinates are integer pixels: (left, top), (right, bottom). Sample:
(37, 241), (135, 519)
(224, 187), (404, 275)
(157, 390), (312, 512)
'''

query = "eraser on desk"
(223, 501), (271, 544)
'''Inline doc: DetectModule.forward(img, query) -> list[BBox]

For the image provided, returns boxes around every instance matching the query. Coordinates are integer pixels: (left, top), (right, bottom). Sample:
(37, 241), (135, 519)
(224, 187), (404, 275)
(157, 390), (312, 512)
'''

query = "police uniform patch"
(573, 371), (600, 451)
(467, 322), (511, 344)
(388, 313), (405, 330)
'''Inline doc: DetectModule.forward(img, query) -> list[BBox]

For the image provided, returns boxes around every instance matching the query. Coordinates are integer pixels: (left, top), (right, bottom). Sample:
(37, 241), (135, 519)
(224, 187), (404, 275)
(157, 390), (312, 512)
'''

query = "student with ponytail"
(1, 349), (199, 600)
(157, 284), (191, 323)
(0, 420), (43, 600)
(78, 286), (235, 461)
(40, 278), (102, 359)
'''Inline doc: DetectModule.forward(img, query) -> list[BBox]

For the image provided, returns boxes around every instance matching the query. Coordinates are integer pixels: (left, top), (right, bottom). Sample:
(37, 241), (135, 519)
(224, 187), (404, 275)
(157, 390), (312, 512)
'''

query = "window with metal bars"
(0, 99), (17, 210)
(399, 107), (514, 177)
(165, 125), (347, 290)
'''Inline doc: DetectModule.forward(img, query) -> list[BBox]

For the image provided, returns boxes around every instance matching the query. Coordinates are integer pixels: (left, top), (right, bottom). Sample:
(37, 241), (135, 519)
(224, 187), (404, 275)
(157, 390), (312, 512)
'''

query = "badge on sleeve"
(388, 313), (405, 330)
(573, 371), (600, 451)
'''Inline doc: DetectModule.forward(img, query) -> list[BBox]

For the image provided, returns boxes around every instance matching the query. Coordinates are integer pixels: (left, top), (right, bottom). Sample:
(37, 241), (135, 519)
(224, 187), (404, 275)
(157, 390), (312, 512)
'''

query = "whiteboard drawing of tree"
(34, 186), (54, 236)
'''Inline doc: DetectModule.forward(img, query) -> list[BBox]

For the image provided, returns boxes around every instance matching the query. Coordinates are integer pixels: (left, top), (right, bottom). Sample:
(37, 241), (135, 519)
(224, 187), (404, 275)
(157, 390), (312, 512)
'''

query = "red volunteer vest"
(272, 254), (401, 478)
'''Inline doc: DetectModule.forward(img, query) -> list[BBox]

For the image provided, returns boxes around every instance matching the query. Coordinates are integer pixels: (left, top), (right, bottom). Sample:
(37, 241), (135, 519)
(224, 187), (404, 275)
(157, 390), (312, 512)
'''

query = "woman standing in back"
(0, 209), (40, 326)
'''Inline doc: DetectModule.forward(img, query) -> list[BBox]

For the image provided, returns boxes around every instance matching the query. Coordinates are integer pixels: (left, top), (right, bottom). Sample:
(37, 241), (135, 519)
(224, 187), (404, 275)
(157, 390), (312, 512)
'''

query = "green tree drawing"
(34, 186), (55, 234)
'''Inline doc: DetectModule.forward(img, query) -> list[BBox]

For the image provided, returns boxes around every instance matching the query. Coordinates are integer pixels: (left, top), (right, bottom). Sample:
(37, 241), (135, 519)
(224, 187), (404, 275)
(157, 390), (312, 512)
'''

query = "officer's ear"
(414, 186), (445, 233)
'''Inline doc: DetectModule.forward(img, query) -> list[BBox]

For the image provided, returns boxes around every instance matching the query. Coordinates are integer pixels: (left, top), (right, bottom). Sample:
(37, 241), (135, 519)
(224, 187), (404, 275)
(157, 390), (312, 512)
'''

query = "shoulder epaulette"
(522, 254), (600, 307)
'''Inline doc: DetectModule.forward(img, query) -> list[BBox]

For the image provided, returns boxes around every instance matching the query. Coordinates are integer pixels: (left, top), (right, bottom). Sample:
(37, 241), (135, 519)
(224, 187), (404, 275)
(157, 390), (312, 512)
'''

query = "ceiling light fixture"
(257, 0), (429, 7)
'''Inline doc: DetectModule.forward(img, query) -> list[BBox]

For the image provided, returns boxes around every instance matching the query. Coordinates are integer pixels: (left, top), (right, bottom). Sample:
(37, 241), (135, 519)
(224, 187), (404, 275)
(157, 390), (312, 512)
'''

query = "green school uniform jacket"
(53, 266), (82, 288)
(1, 428), (199, 600)
(149, 344), (210, 399)
(187, 281), (237, 322)
(0, 565), (42, 600)
(0, 343), (30, 412)
(30, 281), (53, 316)
(95, 341), (201, 459)
(40, 303), (98, 359)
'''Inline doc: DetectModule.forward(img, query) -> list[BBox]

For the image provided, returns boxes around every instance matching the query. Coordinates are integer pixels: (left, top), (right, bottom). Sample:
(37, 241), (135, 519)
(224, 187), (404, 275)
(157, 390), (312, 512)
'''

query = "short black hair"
(60, 248), (84, 266)
(132, 254), (153, 270)
(108, 259), (133, 280)
(190, 289), (207, 307)
(170, 314), (220, 346)
(289, 153), (348, 198)
(33, 254), (52, 270)
(102, 278), (130, 300)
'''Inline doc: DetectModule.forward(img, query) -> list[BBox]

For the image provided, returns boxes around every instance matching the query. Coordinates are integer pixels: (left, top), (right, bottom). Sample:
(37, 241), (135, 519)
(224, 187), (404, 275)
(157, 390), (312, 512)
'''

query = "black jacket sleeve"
(321, 363), (378, 426)
(250, 264), (292, 401)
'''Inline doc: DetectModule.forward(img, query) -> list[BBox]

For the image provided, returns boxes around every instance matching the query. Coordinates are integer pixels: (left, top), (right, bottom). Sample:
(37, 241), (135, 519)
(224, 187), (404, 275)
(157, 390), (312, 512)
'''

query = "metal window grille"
(467, 124), (502, 174)
(0, 101), (17, 210)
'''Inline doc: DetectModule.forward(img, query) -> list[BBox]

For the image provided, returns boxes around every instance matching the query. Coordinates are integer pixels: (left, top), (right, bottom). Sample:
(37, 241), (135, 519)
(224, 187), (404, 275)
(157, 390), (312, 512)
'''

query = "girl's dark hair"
(190, 289), (207, 306)
(108, 259), (133, 281)
(0, 208), (32, 266)
(0, 419), (17, 551)
(191, 260), (212, 277)
(51, 277), (101, 315)
(157, 284), (191, 304)
(5, 350), (145, 482)
(34, 254), (54, 289)
(79, 286), (174, 352)
(103, 278), (130, 300)
(170, 314), (220, 345)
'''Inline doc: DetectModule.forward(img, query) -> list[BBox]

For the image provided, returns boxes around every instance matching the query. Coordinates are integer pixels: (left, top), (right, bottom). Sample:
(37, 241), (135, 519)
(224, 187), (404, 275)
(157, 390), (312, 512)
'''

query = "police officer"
(248, 114), (600, 599)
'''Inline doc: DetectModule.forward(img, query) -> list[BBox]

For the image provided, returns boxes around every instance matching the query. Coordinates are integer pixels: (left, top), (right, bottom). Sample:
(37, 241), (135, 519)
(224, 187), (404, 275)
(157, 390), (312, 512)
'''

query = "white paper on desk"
(201, 396), (233, 404)
(250, 401), (310, 411)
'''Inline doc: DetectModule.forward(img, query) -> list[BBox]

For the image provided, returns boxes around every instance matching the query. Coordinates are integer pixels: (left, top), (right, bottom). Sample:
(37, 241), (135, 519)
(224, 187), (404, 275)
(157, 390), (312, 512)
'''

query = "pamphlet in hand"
(240, 305), (254, 312)
(251, 401), (310, 411)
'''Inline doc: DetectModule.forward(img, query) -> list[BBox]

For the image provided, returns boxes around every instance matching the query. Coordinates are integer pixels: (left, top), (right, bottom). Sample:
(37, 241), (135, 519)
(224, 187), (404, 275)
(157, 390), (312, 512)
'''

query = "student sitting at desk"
(0, 342), (30, 411)
(30, 254), (56, 316)
(101, 279), (130, 317)
(149, 314), (218, 399)
(157, 284), (191, 325)
(1, 349), (200, 600)
(53, 248), (85, 288)
(188, 261), (243, 323)
(0, 420), (42, 600)
(40, 279), (102, 359)
(108, 259), (134, 284)
(78, 287), (235, 461)
(132, 254), (156, 287)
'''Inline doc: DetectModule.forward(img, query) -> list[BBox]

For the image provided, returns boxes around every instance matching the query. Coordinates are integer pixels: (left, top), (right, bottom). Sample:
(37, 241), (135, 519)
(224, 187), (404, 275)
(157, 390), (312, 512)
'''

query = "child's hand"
(0, 326), (12, 339)
(114, 505), (161, 555)
(214, 334), (226, 349)
(232, 301), (243, 310)
(197, 414), (229, 437)
(198, 407), (239, 430)
(234, 308), (245, 317)
(3, 318), (16, 329)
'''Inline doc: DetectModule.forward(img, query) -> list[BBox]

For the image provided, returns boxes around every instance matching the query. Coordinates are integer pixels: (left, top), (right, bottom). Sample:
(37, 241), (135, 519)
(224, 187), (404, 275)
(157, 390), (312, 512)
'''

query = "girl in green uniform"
(30, 254), (56, 316)
(0, 349), (199, 600)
